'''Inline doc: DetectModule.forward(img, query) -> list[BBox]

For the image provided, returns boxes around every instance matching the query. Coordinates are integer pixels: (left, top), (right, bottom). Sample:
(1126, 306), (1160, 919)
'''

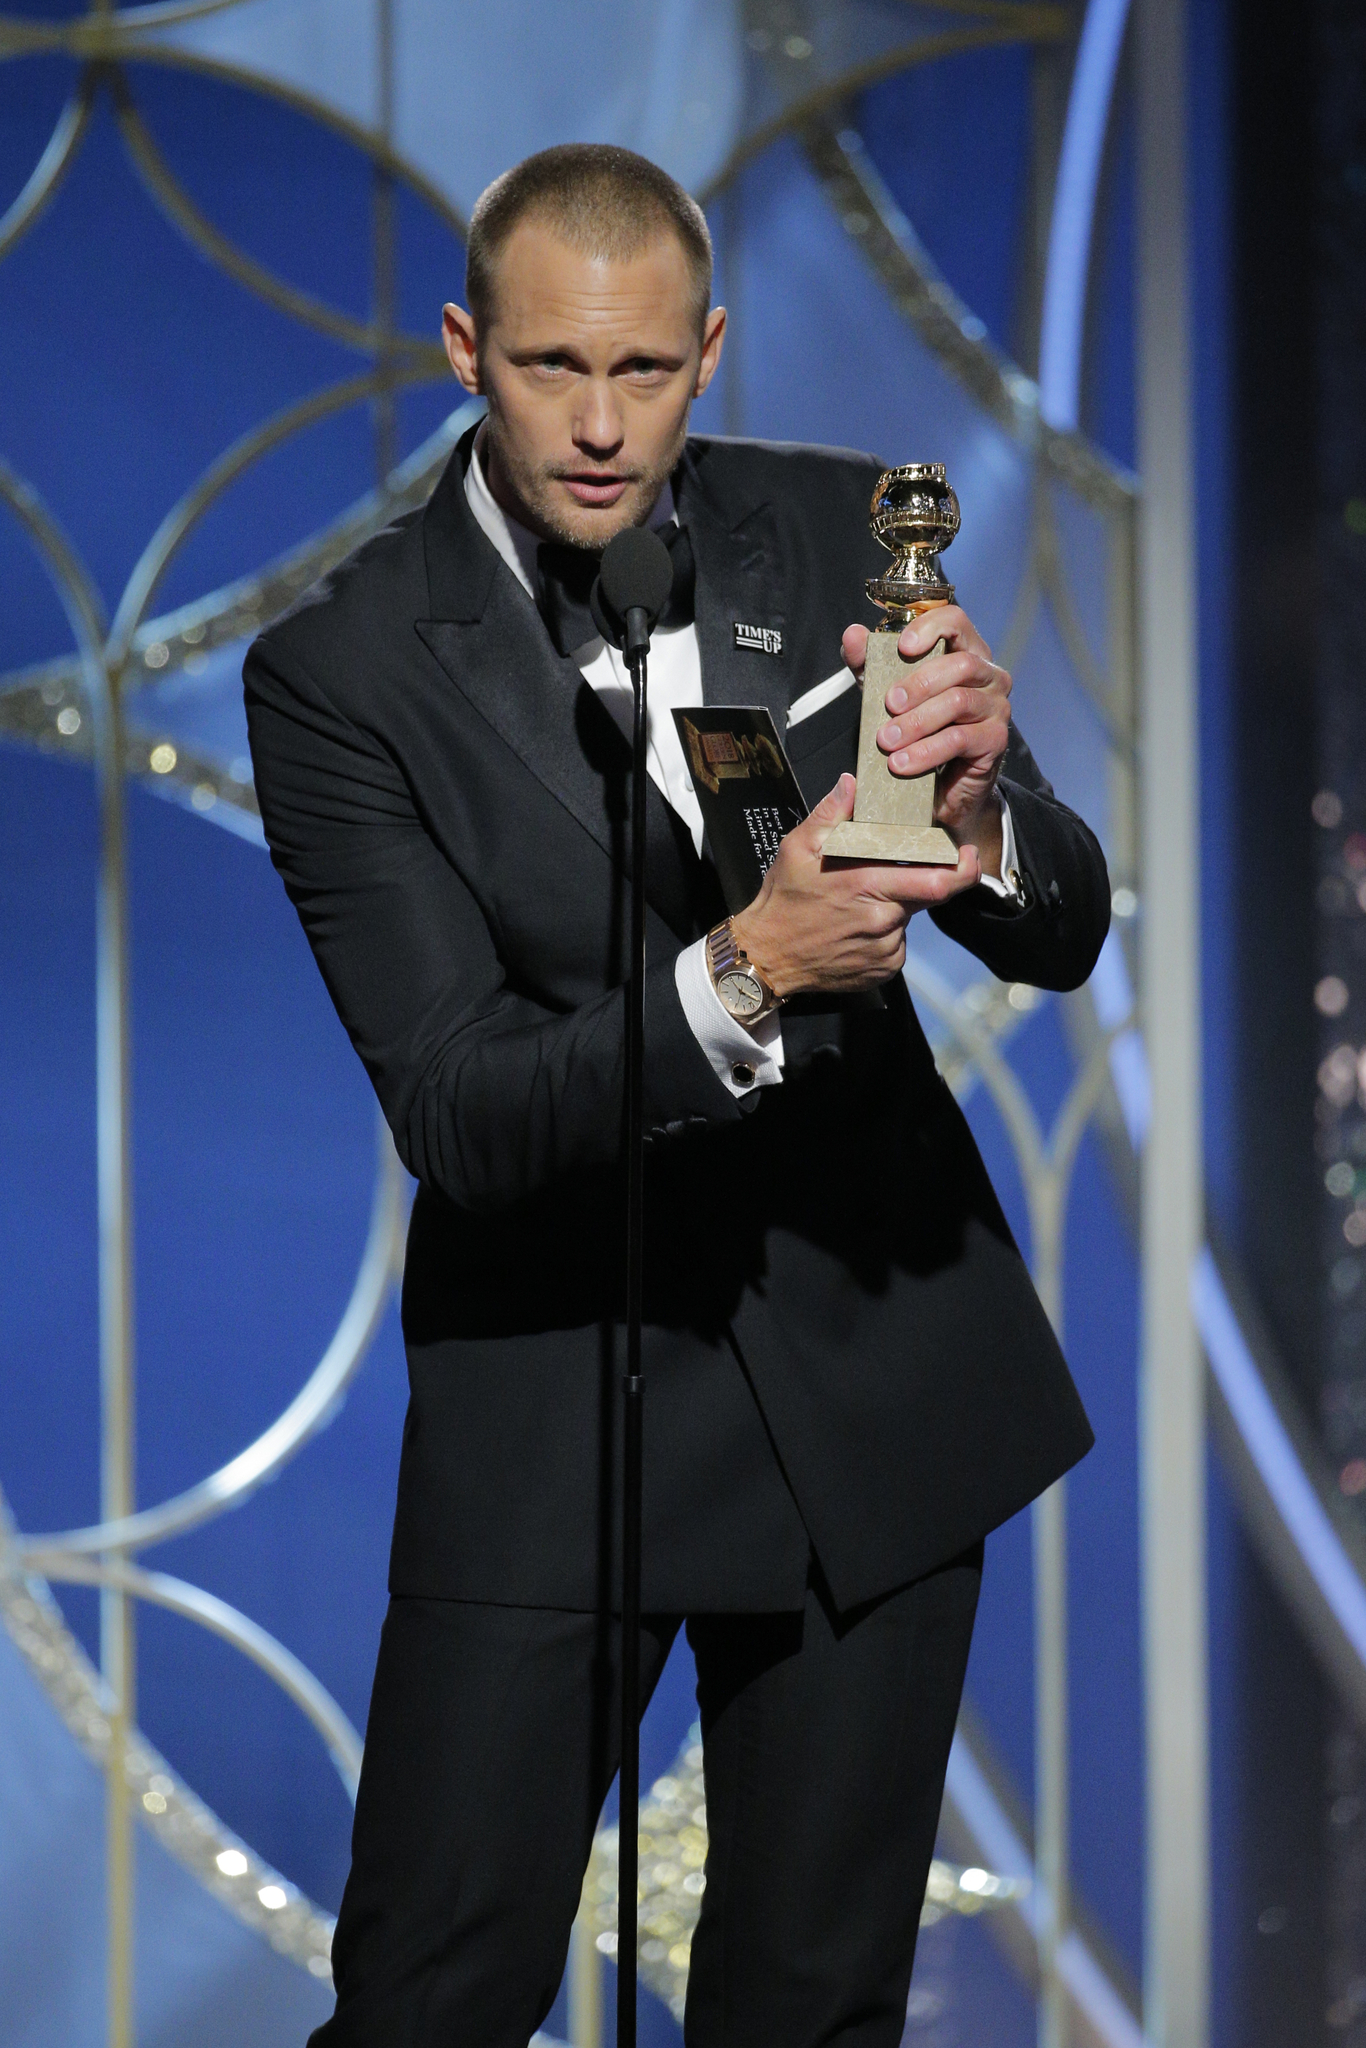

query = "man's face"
(443, 218), (725, 549)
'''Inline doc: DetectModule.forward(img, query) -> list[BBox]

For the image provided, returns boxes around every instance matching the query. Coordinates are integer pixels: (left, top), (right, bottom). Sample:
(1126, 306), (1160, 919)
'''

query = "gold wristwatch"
(705, 919), (783, 1027)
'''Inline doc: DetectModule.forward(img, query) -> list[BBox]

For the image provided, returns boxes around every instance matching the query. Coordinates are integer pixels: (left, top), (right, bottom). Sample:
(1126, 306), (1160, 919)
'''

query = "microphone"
(590, 526), (674, 662)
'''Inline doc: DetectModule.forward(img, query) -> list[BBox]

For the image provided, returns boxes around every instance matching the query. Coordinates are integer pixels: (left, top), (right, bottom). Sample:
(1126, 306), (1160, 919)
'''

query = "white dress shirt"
(462, 433), (1019, 1100)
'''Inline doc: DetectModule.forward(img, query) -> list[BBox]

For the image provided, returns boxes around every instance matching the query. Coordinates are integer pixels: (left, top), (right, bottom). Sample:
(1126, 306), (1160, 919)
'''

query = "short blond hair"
(465, 143), (713, 334)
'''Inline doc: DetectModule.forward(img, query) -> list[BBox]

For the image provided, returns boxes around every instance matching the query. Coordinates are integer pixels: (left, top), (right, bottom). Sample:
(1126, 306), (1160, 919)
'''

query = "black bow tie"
(535, 522), (696, 659)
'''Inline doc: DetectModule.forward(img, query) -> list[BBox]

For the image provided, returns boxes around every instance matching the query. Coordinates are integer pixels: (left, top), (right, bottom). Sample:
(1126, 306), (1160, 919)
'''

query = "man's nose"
(572, 380), (624, 459)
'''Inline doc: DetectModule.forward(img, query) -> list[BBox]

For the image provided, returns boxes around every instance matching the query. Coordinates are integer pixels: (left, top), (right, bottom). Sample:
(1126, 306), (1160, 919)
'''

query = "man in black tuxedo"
(245, 143), (1108, 2048)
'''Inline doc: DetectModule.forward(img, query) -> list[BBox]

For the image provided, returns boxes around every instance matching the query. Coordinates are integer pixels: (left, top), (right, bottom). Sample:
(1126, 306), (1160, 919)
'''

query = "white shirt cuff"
(977, 798), (1024, 901)
(675, 939), (785, 1099)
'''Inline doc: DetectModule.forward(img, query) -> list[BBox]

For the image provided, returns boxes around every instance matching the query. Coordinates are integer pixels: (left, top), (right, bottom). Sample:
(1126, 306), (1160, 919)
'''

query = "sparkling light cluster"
(1314, 794), (1366, 1506)
(577, 1723), (1023, 2022)
(0, 1512), (336, 1981)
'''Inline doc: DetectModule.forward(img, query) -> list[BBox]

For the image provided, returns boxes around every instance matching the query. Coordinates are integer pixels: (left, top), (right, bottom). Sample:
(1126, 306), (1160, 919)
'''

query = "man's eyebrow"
(613, 346), (689, 367)
(504, 341), (588, 363)
(503, 340), (690, 370)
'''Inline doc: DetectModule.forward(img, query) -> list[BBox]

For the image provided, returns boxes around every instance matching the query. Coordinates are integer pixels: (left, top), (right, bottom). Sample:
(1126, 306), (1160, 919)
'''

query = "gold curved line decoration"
(123, 41), (471, 240)
(1034, 485), (1130, 749)
(0, 456), (140, 2045)
(948, 986), (1050, 1187)
(0, 0), (255, 38)
(1059, 977), (1141, 1225)
(116, 398), (475, 669)
(26, 1113), (407, 1559)
(1038, 416), (1136, 516)
(0, 74), (93, 261)
(698, 22), (1066, 208)
(108, 359), (444, 669)
(0, 454), (110, 669)
(799, 112), (1139, 521)
(0, 1), (251, 57)
(110, 72), (446, 367)
(0, 676), (261, 821)
(0, 402), (480, 746)
(988, 474), (1132, 762)
(0, 1519), (338, 1979)
(996, 555), (1042, 680)
(29, 1554), (365, 1799)
(797, 116), (1037, 437)
(94, 0), (255, 29)
(786, 107), (1138, 516)
(1031, 1031), (1125, 1332)
(0, 15), (69, 55)
(0, 28), (471, 243)
(1049, 1029), (1121, 1198)
(902, 954), (1130, 1327)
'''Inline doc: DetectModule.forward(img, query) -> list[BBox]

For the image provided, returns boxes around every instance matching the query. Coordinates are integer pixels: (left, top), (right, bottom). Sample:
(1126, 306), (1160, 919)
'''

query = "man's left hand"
(841, 607), (1011, 878)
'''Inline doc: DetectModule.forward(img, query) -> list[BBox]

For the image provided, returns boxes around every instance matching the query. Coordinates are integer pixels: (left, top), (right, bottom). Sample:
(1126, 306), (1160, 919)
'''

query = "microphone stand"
(592, 528), (671, 2048)
(618, 602), (650, 2048)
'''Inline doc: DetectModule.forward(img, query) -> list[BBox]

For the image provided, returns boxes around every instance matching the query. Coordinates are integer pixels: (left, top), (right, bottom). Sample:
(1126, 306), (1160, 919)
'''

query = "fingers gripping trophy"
(823, 463), (962, 865)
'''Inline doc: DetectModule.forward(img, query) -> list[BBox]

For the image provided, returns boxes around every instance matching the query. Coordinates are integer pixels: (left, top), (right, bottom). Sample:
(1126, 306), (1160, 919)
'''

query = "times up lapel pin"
(733, 622), (783, 655)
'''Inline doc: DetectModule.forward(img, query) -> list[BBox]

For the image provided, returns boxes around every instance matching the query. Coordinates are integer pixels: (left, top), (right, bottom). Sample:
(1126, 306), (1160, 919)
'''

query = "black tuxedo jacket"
(244, 428), (1107, 1615)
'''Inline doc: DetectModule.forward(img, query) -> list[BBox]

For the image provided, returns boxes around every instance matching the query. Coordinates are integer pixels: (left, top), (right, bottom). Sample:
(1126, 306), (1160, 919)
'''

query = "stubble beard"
(486, 413), (690, 553)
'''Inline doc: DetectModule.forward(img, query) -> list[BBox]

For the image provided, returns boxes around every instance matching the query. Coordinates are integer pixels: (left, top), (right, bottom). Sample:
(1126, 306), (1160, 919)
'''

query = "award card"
(672, 706), (808, 913)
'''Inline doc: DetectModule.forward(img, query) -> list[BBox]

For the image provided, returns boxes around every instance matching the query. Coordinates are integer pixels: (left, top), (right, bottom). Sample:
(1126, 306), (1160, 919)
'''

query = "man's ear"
(443, 303), (482, 395)
(694, 306), (727, 399)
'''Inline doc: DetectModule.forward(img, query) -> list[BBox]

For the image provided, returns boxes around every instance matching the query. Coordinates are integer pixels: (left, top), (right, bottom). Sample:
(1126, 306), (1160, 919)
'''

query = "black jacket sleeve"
(244, 638), (736, 1215)
(930, 723), (1111, 990)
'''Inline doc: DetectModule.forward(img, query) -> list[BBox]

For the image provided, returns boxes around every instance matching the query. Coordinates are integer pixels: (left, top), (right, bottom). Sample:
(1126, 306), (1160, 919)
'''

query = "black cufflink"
(731, 1062), (756, 1089)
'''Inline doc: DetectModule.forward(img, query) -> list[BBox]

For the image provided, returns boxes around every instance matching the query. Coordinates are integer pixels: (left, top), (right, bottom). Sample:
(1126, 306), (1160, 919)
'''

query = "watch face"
(717, 969), (764, 1018)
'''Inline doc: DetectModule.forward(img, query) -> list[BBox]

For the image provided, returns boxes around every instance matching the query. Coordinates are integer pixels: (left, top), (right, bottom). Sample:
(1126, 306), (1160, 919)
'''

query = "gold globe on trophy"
(822, 463), (962, 864)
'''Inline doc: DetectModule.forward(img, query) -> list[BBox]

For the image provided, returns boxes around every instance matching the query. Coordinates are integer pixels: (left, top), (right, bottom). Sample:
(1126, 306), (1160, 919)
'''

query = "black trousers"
(309, 1550), (982, 2048)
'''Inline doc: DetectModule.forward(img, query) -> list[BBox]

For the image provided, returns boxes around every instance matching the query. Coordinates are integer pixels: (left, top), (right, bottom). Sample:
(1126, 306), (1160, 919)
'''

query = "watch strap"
(705, 919), (782, 1022)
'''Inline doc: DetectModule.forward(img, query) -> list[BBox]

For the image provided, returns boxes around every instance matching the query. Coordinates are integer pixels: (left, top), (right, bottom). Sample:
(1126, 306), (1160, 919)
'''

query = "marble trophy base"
(822, 626), (958, 865)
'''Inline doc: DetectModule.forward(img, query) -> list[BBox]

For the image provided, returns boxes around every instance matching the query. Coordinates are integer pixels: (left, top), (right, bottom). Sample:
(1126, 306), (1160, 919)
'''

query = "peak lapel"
(417, 443), (697, 941)
(677, 450), (789, 734)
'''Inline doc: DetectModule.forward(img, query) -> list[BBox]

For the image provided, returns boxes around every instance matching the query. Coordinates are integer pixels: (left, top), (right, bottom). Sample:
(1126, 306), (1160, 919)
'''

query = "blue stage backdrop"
(0, 5), (1242, 2044)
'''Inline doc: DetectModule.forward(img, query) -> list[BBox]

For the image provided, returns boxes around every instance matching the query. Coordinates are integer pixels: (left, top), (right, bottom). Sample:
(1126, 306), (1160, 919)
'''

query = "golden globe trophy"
(822, 463), (961, 865)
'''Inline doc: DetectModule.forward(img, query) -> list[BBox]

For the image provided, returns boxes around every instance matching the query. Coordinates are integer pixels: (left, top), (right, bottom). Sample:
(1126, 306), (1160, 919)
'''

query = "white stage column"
(1135, 2), (1210, 2045)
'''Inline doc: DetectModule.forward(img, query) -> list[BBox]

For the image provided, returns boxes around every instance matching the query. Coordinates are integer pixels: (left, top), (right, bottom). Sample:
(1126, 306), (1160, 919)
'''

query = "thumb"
(841, 623), (869, 676)
(806, 772), (856, 850)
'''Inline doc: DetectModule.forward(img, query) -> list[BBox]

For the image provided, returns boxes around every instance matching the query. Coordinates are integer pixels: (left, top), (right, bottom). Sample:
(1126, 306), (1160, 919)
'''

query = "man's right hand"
(729, 774), (982, 999)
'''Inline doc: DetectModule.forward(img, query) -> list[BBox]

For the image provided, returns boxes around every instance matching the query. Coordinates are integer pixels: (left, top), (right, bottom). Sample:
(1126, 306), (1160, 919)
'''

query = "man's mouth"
(559, 472), (632, 508)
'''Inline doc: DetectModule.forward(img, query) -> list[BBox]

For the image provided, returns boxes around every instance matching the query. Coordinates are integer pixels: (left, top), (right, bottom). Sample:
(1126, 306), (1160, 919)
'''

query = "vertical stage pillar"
(1135, 2), (1210, 2044)
(96, 654), (135, 2048)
